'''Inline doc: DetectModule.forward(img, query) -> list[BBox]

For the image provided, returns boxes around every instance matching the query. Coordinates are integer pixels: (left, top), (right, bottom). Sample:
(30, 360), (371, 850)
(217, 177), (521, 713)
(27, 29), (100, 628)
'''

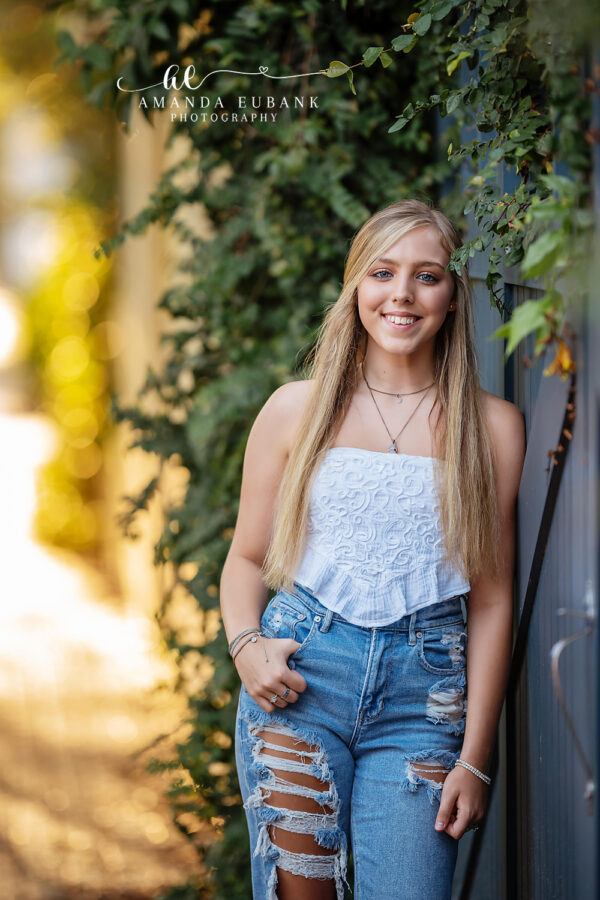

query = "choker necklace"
(362, 371), (435, 454)
(361, 368), (436, 404)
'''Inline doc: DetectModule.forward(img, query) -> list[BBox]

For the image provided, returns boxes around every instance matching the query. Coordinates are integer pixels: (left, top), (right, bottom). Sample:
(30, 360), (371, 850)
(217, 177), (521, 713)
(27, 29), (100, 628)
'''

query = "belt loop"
(461, 595), (468, 627)
(320, 607), (334, 633)
(408, 611), (418, 645)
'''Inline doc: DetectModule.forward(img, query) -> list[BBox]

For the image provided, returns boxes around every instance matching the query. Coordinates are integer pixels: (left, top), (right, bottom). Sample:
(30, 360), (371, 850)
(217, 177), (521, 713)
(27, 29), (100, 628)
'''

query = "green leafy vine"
(324, 0), (597, 375)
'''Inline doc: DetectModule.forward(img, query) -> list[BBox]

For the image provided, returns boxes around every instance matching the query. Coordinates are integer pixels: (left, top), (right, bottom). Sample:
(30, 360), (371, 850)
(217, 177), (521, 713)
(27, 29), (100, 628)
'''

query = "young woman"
(220, 199), (526, 900)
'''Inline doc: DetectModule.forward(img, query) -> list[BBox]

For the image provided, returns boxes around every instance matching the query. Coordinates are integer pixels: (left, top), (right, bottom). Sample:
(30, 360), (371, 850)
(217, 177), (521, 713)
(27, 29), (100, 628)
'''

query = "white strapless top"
(292, 447), (470, 626)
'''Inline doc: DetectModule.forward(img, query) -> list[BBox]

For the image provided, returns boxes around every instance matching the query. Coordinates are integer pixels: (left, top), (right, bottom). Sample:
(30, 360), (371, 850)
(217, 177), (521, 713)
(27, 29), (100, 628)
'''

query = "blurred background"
(0, 2), (206, 897)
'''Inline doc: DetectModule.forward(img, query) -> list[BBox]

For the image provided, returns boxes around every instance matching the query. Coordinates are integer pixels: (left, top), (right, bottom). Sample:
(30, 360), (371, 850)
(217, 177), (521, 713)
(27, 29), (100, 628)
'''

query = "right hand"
(234, 635), (307, 713)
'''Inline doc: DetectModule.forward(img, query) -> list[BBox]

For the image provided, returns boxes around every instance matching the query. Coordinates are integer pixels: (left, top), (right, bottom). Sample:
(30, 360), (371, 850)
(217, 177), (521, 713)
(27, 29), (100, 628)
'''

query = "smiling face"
(356, 225), (456, 364)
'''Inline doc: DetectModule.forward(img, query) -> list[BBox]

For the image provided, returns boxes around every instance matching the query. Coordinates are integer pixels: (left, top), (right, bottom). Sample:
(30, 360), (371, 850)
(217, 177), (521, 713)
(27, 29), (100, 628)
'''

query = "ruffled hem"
(293, 549), (470, 627)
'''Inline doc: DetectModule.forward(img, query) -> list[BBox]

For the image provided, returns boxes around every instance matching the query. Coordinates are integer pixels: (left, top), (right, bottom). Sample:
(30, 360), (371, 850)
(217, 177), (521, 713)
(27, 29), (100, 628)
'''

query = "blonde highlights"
(261, 199), (500, 592)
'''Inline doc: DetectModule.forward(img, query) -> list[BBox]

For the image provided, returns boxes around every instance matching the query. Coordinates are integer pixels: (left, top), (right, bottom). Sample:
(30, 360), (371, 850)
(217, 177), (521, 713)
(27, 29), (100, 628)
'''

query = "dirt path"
(0, 414), (203, 899)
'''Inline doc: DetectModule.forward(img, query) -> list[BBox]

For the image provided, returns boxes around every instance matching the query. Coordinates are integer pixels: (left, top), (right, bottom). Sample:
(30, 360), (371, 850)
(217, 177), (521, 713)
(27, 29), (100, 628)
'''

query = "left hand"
(434, 765), (489, 840)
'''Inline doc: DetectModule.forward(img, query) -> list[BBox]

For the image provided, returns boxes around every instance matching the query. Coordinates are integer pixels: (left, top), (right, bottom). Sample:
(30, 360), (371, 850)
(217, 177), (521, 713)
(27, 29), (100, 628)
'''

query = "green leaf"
(447, 50), (471, 76)
(432, 1), (454, 19)
(88, 78), (114, 106)
(413, 13), (432, 36)
(56, 29), (78, 57)
(325, 60), (349, 77)
(388, 117), (408, 133)
(538, 174), (578, 200)
(520, 231), (564, 278)
(446, 92), (462, 115)
(491, 297), (554, 357)
(527, 200), (567, 222)
(392, 34), (417, 52)
(150, 20), (171, 42)
(346, 68), (356, 95)
(363, 46), (384, 67)
(84, 43), (112, 69)
(379, 51), (393, 68)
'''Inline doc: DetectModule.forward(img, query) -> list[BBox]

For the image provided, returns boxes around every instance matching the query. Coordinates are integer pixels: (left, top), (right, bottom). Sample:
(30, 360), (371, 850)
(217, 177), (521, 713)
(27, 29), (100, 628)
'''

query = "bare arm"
(436, 394), (526, 839)
(460, 397), (526, 773)
(219, 380), (312, 710)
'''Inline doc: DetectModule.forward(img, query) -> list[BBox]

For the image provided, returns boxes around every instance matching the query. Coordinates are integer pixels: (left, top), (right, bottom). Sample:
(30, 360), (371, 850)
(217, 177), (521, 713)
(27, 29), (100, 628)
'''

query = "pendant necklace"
(362, 372), (435, 454)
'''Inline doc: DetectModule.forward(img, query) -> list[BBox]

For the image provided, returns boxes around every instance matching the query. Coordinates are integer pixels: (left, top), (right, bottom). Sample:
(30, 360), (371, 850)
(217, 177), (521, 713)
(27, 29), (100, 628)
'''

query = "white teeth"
(385, 314), (418, 325)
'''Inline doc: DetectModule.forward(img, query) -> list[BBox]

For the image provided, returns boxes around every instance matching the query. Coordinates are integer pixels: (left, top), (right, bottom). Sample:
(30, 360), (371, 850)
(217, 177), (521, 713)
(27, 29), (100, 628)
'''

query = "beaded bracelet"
(454, 758), (491, 785)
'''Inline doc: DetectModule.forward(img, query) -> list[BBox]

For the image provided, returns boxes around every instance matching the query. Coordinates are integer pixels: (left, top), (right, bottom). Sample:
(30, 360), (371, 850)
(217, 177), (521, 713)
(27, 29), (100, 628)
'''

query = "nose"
(392, 272), (414, 303)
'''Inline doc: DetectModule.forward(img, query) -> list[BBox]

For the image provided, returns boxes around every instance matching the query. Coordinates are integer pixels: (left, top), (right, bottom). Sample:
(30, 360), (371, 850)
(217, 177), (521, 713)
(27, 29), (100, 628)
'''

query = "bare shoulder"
(481, 390), (525, 444)
(268, 378), (314, 412)
(250, 378), (315, 455)
(231, 379), (315, 567)
(481, 389), (526, 492)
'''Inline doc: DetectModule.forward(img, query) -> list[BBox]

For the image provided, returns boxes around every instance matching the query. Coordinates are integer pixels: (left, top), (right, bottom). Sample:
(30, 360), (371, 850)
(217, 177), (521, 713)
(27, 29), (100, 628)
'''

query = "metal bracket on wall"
(550, 579), (596, 813)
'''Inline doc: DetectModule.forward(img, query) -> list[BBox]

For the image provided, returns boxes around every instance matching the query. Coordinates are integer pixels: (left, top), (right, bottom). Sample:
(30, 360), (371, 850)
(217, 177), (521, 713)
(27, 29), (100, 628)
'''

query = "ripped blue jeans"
(235, 582), (469, 900)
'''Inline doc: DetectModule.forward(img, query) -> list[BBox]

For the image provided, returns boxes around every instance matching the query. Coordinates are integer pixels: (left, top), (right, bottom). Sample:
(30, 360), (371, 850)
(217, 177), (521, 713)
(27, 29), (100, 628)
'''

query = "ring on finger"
(269, 693), (280, 704)
(280, 686), (290, 700)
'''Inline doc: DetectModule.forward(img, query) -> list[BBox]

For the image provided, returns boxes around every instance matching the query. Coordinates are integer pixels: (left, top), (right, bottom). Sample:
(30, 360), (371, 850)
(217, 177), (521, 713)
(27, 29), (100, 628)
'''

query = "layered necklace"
(361, 368), (436, 454)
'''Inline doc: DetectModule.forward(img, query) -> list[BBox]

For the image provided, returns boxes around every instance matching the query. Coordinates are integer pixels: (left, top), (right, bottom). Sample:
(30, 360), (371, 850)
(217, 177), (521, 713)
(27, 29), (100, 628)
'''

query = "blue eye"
(370, 269), (439, 283)
(371, 269), (393, 279)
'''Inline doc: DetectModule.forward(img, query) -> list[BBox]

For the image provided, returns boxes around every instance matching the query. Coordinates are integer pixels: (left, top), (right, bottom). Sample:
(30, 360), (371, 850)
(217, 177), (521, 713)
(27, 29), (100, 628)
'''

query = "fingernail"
(435, 821), (445, 830)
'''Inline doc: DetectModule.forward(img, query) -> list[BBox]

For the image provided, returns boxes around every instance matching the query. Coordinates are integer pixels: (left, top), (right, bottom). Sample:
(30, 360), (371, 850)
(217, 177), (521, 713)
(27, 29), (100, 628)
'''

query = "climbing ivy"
(49, 1), (456, 896)
(329, 0), (597, 374)
(47, 0), (598, 896)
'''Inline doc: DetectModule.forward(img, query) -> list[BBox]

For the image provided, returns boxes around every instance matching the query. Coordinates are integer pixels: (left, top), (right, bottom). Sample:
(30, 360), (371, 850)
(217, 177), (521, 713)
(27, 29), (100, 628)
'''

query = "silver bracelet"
(454, 758), (491, 785)
(229, 627), (262, 655)
(231, 630), (269, 663)
(231, 633), (260, 660)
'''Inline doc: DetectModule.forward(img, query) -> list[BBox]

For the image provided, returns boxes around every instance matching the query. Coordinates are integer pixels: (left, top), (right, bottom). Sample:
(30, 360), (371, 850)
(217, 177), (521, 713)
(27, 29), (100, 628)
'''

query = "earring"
(448, 302), (456, 311)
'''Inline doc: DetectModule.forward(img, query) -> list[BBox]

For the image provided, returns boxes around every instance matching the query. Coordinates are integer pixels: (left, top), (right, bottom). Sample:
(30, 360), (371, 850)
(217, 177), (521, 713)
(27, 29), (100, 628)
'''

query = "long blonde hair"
(261, 199), (499, 591)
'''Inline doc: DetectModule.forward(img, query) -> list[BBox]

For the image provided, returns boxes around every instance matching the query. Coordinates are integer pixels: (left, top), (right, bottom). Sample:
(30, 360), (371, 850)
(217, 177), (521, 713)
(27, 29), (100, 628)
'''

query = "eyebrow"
(373, 257), (446, 269)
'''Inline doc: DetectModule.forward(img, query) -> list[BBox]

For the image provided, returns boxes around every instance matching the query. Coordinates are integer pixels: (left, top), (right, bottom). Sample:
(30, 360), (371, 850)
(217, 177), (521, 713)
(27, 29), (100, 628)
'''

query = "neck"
(360, 348), (436, 394)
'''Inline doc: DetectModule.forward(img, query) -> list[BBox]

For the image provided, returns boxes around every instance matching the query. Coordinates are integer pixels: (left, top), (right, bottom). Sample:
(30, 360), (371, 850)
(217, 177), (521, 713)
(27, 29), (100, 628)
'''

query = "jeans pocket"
(260, 590), (319, 656)
(416, 620), (467, 676)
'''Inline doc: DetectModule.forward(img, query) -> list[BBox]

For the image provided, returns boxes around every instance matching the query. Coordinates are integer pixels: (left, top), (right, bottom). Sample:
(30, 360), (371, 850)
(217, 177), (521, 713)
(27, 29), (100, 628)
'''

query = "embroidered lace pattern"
(293, 447), (470, 626)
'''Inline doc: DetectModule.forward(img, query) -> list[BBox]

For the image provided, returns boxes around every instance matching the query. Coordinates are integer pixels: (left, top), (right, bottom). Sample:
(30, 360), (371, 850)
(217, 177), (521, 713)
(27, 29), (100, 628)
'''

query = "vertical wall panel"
(453, 180), (598, 900)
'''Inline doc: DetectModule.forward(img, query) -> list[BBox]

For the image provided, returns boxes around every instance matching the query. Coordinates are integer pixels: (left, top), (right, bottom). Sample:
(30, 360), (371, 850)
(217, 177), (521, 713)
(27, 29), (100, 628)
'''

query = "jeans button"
(315, 616), (322, 622)
(416, 631), (422, 637)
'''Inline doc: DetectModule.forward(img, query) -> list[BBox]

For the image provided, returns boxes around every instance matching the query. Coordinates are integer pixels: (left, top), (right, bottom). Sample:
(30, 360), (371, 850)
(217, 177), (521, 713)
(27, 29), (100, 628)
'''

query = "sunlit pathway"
(0, 413), (202, 899)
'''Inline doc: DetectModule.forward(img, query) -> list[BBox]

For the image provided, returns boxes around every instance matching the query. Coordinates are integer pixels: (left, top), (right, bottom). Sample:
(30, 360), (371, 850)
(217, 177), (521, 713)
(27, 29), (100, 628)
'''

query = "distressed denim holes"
(417, 624), (467, 676)
(401, 749), (461, 806)
(261, 594), (315, 650)
(441, 628), (467, 668)
(243, 720), (350, 900)
(426, 676), (467, 736)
